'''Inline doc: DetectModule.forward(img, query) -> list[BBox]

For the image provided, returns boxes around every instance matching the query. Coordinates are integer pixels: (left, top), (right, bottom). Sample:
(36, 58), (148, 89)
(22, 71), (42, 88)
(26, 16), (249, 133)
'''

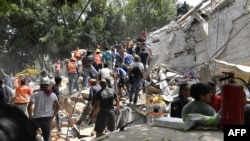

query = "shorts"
(117, 78), (125, 87)
(94, 110), (116, 133)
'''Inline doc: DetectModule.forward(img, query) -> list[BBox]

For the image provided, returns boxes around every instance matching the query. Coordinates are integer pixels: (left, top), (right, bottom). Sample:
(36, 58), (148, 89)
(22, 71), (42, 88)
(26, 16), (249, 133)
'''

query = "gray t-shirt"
(30, 91), (58, 118)
(181, 100), (216, 118)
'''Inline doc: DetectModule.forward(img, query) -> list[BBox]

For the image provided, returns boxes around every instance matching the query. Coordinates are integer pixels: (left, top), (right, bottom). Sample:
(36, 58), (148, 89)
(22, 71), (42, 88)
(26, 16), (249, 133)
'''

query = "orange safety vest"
(68, 62), (77, 73)
(94, 53), (102, 65)
(14, 85), (31, 104)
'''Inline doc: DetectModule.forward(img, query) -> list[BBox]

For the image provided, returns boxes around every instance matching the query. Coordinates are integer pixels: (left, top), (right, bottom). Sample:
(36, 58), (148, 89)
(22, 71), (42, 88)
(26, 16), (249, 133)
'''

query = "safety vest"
(14, 85), (31, 104)
(94, 53), (102, 65)
(68, 62), (77, 73)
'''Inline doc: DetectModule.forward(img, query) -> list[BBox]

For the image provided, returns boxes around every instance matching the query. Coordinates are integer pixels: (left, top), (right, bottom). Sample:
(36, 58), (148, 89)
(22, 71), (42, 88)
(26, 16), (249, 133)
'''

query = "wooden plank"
(127, 103), (146, 116)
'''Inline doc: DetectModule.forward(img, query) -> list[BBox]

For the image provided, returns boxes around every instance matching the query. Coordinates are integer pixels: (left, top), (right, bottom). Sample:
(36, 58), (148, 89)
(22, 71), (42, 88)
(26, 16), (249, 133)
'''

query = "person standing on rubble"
(97, 62), (112, 88)
(82, 50), (98, 89)
(92, 79), (120, 138)
(67, 57), (79, 95)
(27, 77), (60, 141)
(76, 79), (101, 126)
(14, 78), (32, 115)
(52, 76), (62, 132)
(127, 55), (144, 105)
(170, 82), (190, 118)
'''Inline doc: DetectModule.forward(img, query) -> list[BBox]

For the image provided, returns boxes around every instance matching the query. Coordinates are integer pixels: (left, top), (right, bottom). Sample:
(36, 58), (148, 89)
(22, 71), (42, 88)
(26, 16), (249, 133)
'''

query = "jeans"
(56, 114), (61, 131)
(83, 65), (98, 87)
(129, 79), (142, 103)
(33, 117), (51, 141)
(68, 73), (79, 95)
(15, 103), (28, 116)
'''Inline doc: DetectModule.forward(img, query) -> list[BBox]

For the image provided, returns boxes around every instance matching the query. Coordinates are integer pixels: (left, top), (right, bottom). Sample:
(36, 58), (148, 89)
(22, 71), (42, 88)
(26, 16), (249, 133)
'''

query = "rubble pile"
(35, 63), (201, 141)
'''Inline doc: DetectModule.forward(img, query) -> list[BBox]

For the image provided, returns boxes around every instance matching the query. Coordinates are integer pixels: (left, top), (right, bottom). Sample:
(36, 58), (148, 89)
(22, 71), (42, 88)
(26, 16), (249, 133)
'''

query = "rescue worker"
(67, 57), (79, 95)
(75, 79), (101, 125)
(14, 78), (32, 115)
(92, 79), (120, 138)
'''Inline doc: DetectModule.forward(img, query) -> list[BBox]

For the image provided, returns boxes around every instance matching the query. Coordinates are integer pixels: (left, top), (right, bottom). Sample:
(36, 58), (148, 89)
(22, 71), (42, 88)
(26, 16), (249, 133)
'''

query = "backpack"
(130, 65), (143, 79)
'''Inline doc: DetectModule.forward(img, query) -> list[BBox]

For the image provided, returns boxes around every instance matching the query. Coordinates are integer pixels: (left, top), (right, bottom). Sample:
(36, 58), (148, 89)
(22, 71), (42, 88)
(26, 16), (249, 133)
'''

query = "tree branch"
(75, 0), (91, 24)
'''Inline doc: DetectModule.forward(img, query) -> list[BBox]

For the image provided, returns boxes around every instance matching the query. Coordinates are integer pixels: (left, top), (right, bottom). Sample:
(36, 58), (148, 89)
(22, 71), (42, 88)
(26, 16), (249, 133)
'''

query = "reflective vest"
(68, 62), (77, 73)
(14, 85), (31, 104)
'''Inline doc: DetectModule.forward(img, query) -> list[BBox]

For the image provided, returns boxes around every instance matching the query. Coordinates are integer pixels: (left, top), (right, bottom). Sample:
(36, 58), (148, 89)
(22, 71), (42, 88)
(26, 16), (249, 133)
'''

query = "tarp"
(211, 59), (250, 84)
(15, 69), (40, 78)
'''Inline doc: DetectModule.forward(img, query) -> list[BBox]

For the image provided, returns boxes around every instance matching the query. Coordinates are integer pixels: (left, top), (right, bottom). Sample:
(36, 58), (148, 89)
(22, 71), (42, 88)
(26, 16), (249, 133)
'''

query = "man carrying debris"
(76, 79), (101, 125)
(92, 79), (120, 138)
(27, 77), (60, 141)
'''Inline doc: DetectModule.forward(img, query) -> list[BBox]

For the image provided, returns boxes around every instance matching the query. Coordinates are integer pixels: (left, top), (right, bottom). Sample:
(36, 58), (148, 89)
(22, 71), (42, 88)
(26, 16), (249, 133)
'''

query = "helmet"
(41, 77), (50, 85)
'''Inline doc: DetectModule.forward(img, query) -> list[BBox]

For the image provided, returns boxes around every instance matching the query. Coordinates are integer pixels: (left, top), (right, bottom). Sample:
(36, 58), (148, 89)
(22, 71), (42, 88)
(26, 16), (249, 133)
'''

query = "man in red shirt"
(208, 81), (221, 112)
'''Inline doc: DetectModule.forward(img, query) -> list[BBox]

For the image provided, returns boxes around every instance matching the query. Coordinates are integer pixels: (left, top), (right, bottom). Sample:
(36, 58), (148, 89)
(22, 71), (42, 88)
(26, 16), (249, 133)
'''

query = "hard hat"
(41, 77), (50, 85)
(96, 49), (101, 53)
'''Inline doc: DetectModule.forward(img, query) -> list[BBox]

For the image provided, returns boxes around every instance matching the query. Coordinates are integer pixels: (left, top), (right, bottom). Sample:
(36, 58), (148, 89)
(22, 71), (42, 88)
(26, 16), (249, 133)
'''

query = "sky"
(178, 0), (203, 6)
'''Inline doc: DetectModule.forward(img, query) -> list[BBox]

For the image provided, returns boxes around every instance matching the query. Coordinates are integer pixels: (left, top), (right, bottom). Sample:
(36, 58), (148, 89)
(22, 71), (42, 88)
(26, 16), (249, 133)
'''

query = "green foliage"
(0, 0), (178, 73)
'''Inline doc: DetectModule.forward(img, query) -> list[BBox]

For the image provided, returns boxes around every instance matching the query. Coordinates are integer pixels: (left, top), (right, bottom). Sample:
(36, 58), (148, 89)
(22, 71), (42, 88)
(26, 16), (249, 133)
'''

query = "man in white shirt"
(27, 77), (60, 141)
(98, 62), (112, 88)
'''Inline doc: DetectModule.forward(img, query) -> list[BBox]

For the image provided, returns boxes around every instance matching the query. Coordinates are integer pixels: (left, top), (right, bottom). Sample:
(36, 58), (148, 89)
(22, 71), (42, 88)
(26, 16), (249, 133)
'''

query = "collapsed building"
(148, 0), (250, 85)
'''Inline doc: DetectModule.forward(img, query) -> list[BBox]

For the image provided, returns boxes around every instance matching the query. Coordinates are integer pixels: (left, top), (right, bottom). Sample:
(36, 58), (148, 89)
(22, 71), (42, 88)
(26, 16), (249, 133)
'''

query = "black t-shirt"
(82, 55), (93, 68)
(89, 84), (101, 106)
(135, 46), (141, 55)
(170, 95), (189, 118)
(139, 51), (149, 64)
(52, 85), (59, 98)
(96, 87), (117, 111)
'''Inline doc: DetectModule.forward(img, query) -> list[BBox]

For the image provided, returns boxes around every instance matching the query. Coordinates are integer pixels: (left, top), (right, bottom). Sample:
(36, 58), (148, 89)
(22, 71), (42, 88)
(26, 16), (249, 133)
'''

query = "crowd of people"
(0, 29), (154, 140)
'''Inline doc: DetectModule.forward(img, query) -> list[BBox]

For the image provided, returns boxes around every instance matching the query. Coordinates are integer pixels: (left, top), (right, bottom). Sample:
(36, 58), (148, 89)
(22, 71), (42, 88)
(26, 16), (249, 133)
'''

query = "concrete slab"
(94, 124), (223, 141)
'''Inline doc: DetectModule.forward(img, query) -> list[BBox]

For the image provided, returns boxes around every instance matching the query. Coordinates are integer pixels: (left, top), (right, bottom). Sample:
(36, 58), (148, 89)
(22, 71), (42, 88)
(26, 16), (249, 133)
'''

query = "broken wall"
(148, 0), (250, 80)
